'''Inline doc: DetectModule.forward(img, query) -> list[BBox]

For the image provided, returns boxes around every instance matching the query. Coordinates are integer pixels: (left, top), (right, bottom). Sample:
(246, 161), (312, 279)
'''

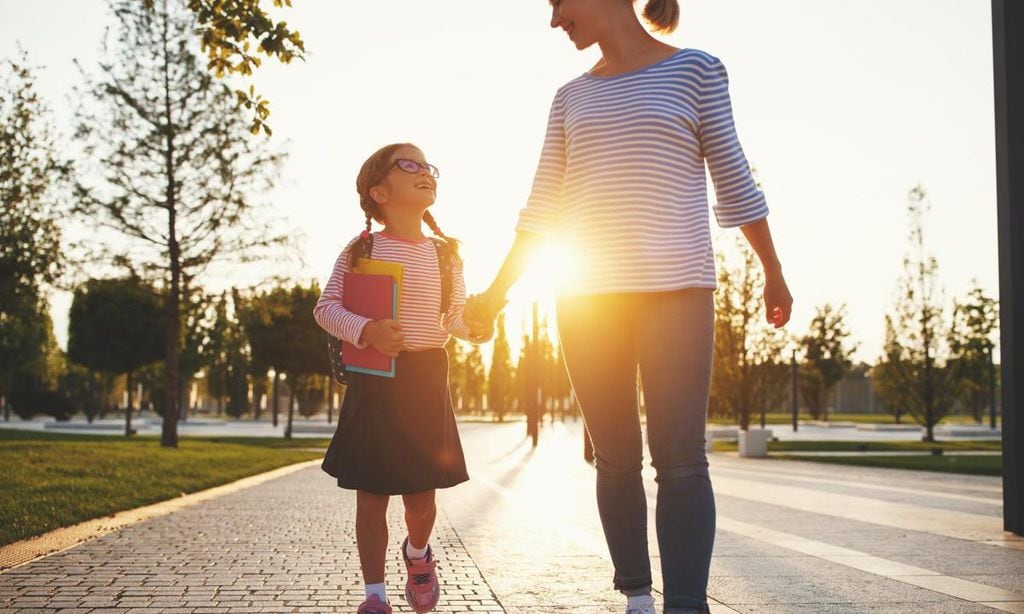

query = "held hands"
(465, 291), (507, 341)
(466, 320), (494, 343)
(360, 319), (404, 357)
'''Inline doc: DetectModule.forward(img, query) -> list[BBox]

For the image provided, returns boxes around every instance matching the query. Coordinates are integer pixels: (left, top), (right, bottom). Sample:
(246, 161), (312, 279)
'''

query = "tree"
(238, 288), (285, 425)
(59, 363), (106, 423)
(1, 294), (51, 420)
(487, 313), (513, 421)
(241, 282), (324, 436)
(277, 283), (328, 435)
(0, 52), (64, 307)
(463, 344), (486, 414)
(872, 318), (908, 425)
(948, 281), (999, 423)
(197, 290), (250, 418)
(135, 360), (167, 417)
(514, 330), (535, 425)
(0, 53), (66, 413)
(143, 0), (305, 136)
(203, 293), (232, 415)
(710, 238), (789, 430)
(6, 295), (71, 421)
(224, 288), (252, 418)
(550, 342), (573, 421)
(798, 304), (857, 421)
(446, 337), (466, 412)
(177, 283), (215, 420)
(535, 316), (557, 422)
(872, 185), (962, 441)
(232, 288), (270, 420)
(67, 277), (166, 435)
(72, 0), (292, 447)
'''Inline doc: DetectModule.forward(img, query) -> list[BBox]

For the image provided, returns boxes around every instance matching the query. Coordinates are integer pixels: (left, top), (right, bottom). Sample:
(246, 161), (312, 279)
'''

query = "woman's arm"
(465, 231), (543, 327)
(444, 255), (495, 343)
(468, 89), (566, 325)
(697, 54), (792, 328)
(485, 231), (543, 300)
(739, 217), (793, 328)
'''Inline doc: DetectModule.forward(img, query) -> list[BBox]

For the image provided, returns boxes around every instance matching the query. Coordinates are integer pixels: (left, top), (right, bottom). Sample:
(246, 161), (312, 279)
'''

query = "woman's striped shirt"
(313, 232), (484, 352)
(516, 48), (769, 296)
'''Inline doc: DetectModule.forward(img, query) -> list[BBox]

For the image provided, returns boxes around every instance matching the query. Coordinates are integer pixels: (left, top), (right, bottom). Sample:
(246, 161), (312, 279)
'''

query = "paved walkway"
(2, 420), (1022, 613)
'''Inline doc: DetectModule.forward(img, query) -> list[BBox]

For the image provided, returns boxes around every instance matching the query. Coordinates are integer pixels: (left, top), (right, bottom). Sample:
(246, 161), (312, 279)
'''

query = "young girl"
(313, 143), (492, 614)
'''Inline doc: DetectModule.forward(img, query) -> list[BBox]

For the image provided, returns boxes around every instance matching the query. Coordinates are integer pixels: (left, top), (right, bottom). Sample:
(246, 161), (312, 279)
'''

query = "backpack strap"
(432, 238), (454, 315)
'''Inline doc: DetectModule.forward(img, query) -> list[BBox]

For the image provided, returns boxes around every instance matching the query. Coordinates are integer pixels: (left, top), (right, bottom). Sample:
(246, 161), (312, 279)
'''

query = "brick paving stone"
(1, 465), (503, 613)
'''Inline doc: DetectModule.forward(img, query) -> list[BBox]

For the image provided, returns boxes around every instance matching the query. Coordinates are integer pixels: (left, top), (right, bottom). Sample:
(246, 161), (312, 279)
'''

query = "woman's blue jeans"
(556, 288), (716, 613)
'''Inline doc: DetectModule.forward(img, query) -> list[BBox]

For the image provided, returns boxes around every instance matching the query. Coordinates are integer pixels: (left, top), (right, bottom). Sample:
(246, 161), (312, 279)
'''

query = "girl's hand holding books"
(361, 319), (405, 357)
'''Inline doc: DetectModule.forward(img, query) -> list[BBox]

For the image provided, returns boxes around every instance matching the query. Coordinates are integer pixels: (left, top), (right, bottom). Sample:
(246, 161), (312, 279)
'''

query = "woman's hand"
(738, 218), (792, 328)
(360, 319), (405, 357)
(467, 319), (495, 343)
(764, 270), (793, 328)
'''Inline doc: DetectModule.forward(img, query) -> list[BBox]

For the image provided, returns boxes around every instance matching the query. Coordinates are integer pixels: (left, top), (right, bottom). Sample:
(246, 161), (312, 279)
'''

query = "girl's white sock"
(365, 582), (387, 603)
(627, 593), (655, 610)
(406, 540), (429, 560)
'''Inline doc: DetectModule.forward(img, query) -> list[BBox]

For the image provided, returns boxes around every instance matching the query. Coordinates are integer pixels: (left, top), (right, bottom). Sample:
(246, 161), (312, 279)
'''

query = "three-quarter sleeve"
(443, 254), (493, 344)
(313, 237), (372, 348)
(515, 89), (567, 237)
(698, 56), (770, 228)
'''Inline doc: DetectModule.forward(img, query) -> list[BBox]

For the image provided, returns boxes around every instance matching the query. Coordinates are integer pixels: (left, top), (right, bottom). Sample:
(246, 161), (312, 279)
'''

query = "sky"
(0, 0), (1000, 365)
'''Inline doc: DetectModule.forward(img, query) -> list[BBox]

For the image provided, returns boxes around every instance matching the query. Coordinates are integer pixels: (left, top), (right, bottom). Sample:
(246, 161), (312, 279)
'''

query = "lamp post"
(791, 348), (799, 433)
(989, 345), (997, 430)
(993, 0), (1023, 535)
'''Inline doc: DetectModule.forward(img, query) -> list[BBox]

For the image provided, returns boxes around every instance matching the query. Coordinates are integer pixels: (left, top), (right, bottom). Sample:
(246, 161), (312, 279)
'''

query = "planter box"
(705, 427), (739, 453)
(738, 428), (772, 458)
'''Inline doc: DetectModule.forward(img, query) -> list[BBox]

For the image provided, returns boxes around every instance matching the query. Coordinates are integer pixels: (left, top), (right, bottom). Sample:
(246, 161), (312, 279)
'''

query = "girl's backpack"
(325, 233), (454, 386)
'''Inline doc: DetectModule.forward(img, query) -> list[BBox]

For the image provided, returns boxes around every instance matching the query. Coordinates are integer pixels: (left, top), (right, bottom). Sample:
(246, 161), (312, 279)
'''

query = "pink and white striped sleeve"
(313, 239), (372, 349)
(443, 255), (493, 344)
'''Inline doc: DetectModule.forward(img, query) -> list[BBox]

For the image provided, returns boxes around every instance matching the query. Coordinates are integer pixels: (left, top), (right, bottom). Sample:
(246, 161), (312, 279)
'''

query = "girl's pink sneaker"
(401, 537), (440, 613)
(356, 594), (392, 614)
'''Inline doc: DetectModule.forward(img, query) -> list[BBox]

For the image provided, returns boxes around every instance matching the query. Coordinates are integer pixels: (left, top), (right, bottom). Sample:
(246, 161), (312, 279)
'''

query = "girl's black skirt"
(321, 347), (469, 495)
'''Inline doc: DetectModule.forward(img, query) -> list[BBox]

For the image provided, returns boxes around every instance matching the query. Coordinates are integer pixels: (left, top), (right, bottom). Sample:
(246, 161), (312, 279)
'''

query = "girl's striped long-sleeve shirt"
(313, 232), (488, 352)
(516, 48), (769, 296)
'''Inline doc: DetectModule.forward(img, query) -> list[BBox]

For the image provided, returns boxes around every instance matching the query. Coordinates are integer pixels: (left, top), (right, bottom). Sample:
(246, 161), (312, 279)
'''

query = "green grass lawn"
(712, 440), (1002, 453)
(711, 439), (1002, 476)
(769, 454), (1002, 476)
(0, 429), (331, 546)
(707, 413), (994, 426)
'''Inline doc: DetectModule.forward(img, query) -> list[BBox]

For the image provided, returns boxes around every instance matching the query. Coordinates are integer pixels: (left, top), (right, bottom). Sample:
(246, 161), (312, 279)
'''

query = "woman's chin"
(572, 37), (595, 51)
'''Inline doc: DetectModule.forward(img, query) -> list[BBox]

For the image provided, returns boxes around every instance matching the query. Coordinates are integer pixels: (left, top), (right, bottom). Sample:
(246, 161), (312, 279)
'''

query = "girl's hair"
(640, 0), (679, 34)
(350, 142), (459, 268)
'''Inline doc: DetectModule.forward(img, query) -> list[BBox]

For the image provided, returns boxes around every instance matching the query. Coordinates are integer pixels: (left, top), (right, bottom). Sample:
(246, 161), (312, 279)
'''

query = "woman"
(466, 1), (793, 613)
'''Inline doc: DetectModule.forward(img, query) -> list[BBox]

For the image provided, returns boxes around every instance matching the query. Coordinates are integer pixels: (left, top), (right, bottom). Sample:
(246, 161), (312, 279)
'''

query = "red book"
(342, 272), (397, 378)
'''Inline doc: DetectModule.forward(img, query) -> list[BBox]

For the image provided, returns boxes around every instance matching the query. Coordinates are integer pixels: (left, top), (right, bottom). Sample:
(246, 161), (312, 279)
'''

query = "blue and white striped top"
(516, 48), (769, 296)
